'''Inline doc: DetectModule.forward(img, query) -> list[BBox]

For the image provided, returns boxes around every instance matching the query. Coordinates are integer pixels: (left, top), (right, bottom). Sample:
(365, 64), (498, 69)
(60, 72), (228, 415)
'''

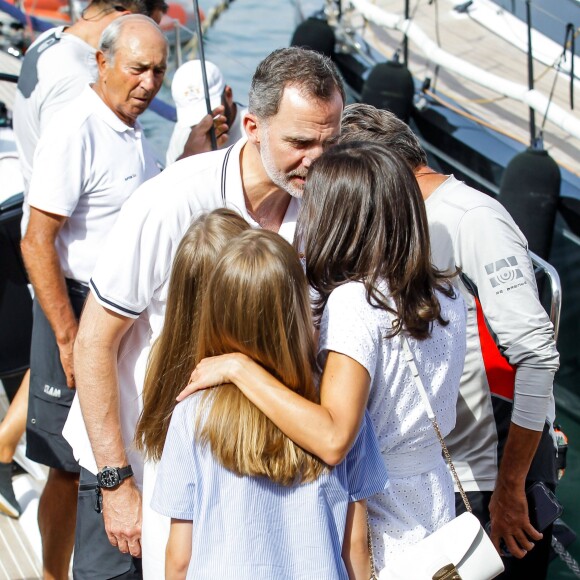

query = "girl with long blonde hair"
(150, 229), (387, 579)
(134, 208), (250, 578)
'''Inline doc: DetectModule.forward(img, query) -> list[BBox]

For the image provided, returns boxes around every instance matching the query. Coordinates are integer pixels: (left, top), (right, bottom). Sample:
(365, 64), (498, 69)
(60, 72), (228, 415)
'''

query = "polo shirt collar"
(85, 85), (143, 137)
(224, 137), (300, 243)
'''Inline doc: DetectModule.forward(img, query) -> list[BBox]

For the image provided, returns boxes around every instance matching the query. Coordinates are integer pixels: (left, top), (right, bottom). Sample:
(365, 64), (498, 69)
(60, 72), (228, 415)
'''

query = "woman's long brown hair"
(296, 141), (455, 339)
(135, 209), (250, 461)
(195, 230), (327, 486)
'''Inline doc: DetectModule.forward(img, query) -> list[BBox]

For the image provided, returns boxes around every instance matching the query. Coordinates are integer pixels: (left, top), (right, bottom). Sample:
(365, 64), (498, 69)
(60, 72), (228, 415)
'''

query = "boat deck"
(0, 50), (21, 111)
(353, 0), (579, 176)
(0, 381), (44, 580)
(0, 509), (42, 580)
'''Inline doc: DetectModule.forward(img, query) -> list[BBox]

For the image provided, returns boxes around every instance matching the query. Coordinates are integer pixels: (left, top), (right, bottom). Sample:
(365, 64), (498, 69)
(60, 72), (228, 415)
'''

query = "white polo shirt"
(13, 26), (97, 233)
(62, 137), (299, 483)
(27, 85), (160, 283)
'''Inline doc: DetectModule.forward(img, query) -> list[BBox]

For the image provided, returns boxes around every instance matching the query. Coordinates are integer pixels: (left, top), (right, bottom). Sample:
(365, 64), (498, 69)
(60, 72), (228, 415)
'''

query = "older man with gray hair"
(20, 15), (167, 580)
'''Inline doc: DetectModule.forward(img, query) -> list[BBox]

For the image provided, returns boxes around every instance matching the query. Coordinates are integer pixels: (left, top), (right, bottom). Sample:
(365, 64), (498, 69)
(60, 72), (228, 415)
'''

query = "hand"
(176, 353), (245, 401)
(179, 105), (228, 159)
(102, 480), (142, 558)
(57, 334), (77, 388)
(488, 479), (542, 558)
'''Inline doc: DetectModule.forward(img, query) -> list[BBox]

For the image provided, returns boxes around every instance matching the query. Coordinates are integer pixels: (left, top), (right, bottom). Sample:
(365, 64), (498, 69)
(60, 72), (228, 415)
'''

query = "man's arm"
(457, 205), (558, 558)
(489, 424), (543, 557)
(74, 294), (142, 557)
(21, 207), (77, 387)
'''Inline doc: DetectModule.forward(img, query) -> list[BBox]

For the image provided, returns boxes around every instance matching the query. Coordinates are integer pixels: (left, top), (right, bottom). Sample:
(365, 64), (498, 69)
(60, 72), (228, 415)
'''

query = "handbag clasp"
(432, 563), (462, 580)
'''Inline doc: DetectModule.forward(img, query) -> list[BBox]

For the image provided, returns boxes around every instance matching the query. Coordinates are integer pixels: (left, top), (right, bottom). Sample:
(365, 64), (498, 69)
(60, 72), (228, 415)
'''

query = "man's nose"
(140, 71), (156, 92)
(303, 144), (324, 167)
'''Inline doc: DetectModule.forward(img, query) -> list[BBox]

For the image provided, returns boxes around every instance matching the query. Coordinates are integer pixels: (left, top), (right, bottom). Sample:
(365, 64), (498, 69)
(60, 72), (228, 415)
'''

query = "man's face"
(97, 24), (167, 126)
(252, 85), (343, 198)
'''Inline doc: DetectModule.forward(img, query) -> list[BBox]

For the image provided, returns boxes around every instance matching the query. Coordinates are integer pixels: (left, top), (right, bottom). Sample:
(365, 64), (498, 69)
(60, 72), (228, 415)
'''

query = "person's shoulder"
(119, 152), (226, 226)
(433, 177), (510, 217)
(32, 29), (91, 67)
(435, 286), (465, 319)
(172, 394), (204, 432)
(328, 281), (367, 304)
(39, 89), (95, 138)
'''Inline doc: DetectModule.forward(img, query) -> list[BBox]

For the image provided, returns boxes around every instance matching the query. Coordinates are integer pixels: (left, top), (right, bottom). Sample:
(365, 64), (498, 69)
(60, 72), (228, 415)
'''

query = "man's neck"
(239, 142), (292, 232)
(414, 166), (448, 200)
(65, 10), (116, 48)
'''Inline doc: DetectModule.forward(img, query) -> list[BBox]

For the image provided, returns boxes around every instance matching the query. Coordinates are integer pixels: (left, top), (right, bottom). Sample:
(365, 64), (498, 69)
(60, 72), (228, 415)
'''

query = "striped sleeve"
(345, 412), (389, 502)
(150, 397), (199, 520)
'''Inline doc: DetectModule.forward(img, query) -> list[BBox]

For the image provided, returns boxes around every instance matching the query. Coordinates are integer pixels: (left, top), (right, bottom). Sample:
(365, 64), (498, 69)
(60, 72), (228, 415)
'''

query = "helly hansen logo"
(44, 384), (62, 399)
(485, 256), (525, 290)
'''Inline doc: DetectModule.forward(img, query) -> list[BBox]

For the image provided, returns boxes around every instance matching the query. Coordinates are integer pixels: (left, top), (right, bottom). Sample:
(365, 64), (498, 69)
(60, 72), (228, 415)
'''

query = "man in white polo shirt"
(70, 47), (344, 570)
(13, 0), (152, 231)
(165, 59), (247, 165)
(20, 16), (167, 579)
(0, 0), (149, 528)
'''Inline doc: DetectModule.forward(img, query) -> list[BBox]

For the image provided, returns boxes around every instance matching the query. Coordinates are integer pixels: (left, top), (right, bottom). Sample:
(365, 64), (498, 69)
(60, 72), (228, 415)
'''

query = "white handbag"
(376, 335), (505, 580)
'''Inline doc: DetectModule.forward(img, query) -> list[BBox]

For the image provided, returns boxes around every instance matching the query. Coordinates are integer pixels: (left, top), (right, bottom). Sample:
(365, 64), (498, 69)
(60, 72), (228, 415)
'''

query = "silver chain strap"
(429, 416), (472, 514)
(367, 508), (378, 580)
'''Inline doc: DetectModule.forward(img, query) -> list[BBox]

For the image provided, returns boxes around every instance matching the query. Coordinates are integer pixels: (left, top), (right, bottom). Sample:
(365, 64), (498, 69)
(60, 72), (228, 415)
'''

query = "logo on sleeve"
(485, 256), (527, 293)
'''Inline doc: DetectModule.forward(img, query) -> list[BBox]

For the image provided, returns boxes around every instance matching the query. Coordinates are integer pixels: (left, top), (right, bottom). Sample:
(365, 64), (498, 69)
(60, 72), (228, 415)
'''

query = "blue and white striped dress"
(152, 394), (388, 579)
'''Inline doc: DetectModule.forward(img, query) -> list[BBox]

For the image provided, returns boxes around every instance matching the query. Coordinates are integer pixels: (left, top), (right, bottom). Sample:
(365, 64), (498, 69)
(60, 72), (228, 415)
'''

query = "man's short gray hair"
(248, 47), (345, 120)
(98, 14), (165, 64)
(340, 103), (428, 170)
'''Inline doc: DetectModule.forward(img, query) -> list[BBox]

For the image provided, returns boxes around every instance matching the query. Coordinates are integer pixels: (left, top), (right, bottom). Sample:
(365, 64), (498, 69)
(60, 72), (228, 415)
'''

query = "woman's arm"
(165, 518), (193, 580)
(343, 500), (372, 580)
(181, 351), (370, 465)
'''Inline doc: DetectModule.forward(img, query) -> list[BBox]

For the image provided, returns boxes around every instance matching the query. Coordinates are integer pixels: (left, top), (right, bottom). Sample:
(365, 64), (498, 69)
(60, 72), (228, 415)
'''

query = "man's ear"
(244, 113), (260, 144)
(96, 50), (108, 78)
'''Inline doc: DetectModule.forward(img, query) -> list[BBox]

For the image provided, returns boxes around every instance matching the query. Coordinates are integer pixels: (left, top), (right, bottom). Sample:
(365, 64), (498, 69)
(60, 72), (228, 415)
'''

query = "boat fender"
(499, 147), (561, 260)
(360, 60), (414, 123)
(290, 17), (335, 59)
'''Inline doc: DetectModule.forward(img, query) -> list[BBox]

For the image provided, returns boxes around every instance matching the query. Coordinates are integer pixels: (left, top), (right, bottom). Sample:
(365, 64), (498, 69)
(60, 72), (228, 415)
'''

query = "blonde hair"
(195, 229), (327, 485)
(135, 209), (250, 461)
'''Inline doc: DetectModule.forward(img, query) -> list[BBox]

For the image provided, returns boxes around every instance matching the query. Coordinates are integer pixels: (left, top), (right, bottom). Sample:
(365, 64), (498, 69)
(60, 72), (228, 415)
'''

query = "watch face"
(98, 467), (120, 488)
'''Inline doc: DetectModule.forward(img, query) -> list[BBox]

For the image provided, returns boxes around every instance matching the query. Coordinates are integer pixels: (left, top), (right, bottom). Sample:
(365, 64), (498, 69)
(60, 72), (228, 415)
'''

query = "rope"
(551, 536), (580, 578)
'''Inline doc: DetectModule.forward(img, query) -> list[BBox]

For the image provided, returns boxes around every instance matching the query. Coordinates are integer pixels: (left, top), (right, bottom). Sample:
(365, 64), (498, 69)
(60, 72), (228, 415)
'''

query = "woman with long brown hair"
(150, 229), (387, 579)
(135, 208), (250, 578)
(182, 142), (467, 573)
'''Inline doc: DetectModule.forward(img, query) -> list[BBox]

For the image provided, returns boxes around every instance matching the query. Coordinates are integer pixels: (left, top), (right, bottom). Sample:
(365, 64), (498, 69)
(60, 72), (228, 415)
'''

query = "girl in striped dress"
(140, 226), (387, 578)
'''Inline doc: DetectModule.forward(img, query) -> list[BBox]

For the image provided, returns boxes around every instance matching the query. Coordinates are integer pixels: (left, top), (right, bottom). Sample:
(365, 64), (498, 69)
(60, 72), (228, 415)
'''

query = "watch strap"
(117, 465), (134, 482)
(97, 465), (134, 488)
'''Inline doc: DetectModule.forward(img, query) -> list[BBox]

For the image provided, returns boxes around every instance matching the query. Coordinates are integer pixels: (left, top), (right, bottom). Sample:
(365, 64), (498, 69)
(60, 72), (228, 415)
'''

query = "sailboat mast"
(403, 0), (409, 65)
(525, 0), (537, 145)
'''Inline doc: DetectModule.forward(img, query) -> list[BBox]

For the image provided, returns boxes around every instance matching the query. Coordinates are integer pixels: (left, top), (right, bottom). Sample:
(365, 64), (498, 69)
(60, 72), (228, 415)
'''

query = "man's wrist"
(97, 465), (134, 489)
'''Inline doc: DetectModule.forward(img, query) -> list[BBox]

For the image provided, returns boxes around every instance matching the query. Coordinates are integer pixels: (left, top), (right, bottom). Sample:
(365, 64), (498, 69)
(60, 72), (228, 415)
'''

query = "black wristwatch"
(96, 465), (134, 489)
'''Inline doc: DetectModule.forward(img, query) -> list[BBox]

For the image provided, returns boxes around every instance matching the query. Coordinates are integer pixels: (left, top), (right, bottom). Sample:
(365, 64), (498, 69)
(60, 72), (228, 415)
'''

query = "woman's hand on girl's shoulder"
(176, 353), (248, 401)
